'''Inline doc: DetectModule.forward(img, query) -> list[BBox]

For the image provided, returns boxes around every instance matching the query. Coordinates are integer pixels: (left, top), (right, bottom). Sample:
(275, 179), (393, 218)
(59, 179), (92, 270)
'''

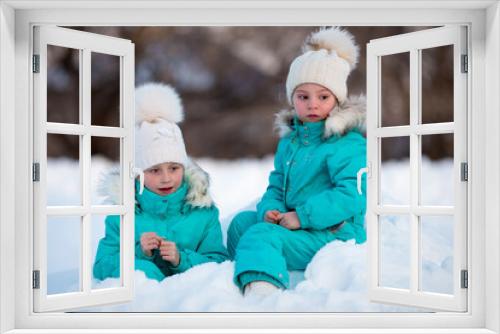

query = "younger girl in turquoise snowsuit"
(228, 27), (367, 293)
(93, 83), (227, 282)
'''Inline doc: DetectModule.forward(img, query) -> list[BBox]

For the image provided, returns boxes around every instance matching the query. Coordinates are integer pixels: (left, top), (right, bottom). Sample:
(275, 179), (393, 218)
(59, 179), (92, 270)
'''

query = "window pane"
(421, 45), (454, 124)
(47, 216), (81, 295)
(47, 45), (80, 124)
(420, 134), (454, 206)
(47, 134), (81, 206)
(381, 52), (410, 127)
(380, 136), (410, 205)
(379, 215), (410, 290)
(91, 52), (121, 127)
(420, 215), (454, 294)
(91, 137), (122, 205)
(92, 215), (122, 289)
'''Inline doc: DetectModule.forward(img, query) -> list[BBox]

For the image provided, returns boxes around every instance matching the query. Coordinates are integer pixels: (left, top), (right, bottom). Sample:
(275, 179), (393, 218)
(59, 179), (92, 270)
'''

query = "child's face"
(293, 83), (337, 123)
(143, 162), (184, 196)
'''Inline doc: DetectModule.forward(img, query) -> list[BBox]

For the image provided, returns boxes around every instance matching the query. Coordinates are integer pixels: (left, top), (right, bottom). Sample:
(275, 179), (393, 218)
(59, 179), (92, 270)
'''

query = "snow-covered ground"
(45, 156), (453, 312)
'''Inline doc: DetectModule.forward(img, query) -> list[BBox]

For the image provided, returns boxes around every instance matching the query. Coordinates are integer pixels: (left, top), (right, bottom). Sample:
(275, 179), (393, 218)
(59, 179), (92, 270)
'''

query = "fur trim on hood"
(274, 94), (366, 138)
(97, 159), (213, 208)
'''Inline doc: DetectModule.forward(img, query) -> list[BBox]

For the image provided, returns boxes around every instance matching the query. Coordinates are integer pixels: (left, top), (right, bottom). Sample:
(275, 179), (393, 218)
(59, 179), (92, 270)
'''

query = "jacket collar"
(275, 94), (366, 139)
(292, 117), (325, 146)
(135, 180), (188, 217)
(98, 159), (213, 209)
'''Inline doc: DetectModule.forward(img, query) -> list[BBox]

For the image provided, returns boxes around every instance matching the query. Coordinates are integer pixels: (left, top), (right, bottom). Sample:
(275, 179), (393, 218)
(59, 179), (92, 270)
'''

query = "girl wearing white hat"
(93, 83), (228, 282)
(228, 27), (368, 296)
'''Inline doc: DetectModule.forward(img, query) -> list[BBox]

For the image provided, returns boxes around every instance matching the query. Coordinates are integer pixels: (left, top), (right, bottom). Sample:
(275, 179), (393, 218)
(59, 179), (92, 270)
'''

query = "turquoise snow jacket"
(93, 161), (228, 281)
(256, 95), (367, 243)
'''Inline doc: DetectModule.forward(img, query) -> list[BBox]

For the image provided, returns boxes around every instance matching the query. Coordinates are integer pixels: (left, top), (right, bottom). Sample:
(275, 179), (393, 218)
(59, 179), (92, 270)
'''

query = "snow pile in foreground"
(84, 241), (421, 312)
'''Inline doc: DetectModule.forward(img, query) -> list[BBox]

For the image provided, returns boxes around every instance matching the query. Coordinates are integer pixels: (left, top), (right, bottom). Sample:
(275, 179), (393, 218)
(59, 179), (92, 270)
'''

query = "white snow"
(45, 156), (453, 312)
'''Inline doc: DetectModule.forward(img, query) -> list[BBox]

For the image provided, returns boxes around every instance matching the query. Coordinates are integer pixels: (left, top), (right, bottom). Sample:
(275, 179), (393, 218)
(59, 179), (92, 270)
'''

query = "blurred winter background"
(45, 26), (455, 312)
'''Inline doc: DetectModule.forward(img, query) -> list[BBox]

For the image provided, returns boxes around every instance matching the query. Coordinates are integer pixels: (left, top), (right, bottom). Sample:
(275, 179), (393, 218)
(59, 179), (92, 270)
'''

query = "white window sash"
(367, 25), (468, 312)
(32, 26), (136, 312)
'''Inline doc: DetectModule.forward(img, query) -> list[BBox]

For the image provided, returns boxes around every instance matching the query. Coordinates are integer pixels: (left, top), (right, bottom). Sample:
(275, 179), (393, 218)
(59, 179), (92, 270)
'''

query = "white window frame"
(1, 1), (499, 333)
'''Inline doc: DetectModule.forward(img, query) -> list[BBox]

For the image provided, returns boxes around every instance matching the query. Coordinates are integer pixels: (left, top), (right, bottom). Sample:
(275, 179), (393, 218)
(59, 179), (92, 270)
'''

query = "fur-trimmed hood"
(98, 159), (213, 208)
(274, 94), (366, 138)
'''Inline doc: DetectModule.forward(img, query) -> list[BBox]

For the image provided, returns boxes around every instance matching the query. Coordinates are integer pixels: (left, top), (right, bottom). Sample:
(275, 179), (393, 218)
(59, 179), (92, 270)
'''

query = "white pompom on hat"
(134, 82), (188, 193)
(135, 82), (184, 125)
(285, 27), (360, 105)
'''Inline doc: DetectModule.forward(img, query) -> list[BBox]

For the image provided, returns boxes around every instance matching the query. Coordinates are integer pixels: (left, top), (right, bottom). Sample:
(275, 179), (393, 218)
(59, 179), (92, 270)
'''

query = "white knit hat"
(286, 27), (359, 105)
(134, 82), (187, 193)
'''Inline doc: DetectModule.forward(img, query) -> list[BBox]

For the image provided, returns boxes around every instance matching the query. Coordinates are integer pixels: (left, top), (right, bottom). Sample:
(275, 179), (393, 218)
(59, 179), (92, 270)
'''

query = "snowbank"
(46, 157), (451, 312)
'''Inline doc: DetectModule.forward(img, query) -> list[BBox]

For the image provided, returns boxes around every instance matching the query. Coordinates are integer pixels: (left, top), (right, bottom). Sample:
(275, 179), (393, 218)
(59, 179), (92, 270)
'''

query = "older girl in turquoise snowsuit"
(93, 83), (227, 282)
(227, 27), (367, 294)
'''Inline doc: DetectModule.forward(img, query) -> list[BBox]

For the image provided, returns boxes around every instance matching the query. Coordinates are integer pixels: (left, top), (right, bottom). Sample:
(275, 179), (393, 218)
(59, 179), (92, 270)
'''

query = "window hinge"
(461, 269), (468, 289)
(461, 54), (468, 73)
(461, 162), (468, 182)
(33, 270), (40, 289)
(33, 55), (40, 73)
(32, 163), (40, 182)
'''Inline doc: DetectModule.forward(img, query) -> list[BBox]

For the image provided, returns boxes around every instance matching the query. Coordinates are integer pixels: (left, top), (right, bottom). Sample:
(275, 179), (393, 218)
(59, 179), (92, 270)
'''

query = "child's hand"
(279, 212), (301, 230)
(159, 239), (180, 267)
(140, 232), (162, 257)
(264, 210), (281, 224)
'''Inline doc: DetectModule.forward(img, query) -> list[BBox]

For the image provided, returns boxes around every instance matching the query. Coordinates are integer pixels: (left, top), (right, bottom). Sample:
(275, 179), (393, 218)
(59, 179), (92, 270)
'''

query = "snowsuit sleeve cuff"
(168, 249), (190, 274)
(296, 206), (311, 229)
(135, 242), (155, 260)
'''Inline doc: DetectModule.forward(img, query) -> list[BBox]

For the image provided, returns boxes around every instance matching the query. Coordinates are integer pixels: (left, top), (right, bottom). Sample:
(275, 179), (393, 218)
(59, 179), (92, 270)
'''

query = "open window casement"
(366, 26), (468, 312)
(33, 26), (135, 312)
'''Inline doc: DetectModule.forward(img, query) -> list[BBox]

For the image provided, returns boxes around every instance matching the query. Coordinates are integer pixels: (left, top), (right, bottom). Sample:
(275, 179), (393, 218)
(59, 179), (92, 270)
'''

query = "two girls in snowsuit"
(227, 27), (367, 295)
(93, 83), (228, 282)
(94, 27), (367, 295)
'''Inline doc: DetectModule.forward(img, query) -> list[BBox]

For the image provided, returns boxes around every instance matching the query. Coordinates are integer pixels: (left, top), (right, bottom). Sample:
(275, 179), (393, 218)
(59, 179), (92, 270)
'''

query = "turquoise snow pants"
(228, 211), (338, 290)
